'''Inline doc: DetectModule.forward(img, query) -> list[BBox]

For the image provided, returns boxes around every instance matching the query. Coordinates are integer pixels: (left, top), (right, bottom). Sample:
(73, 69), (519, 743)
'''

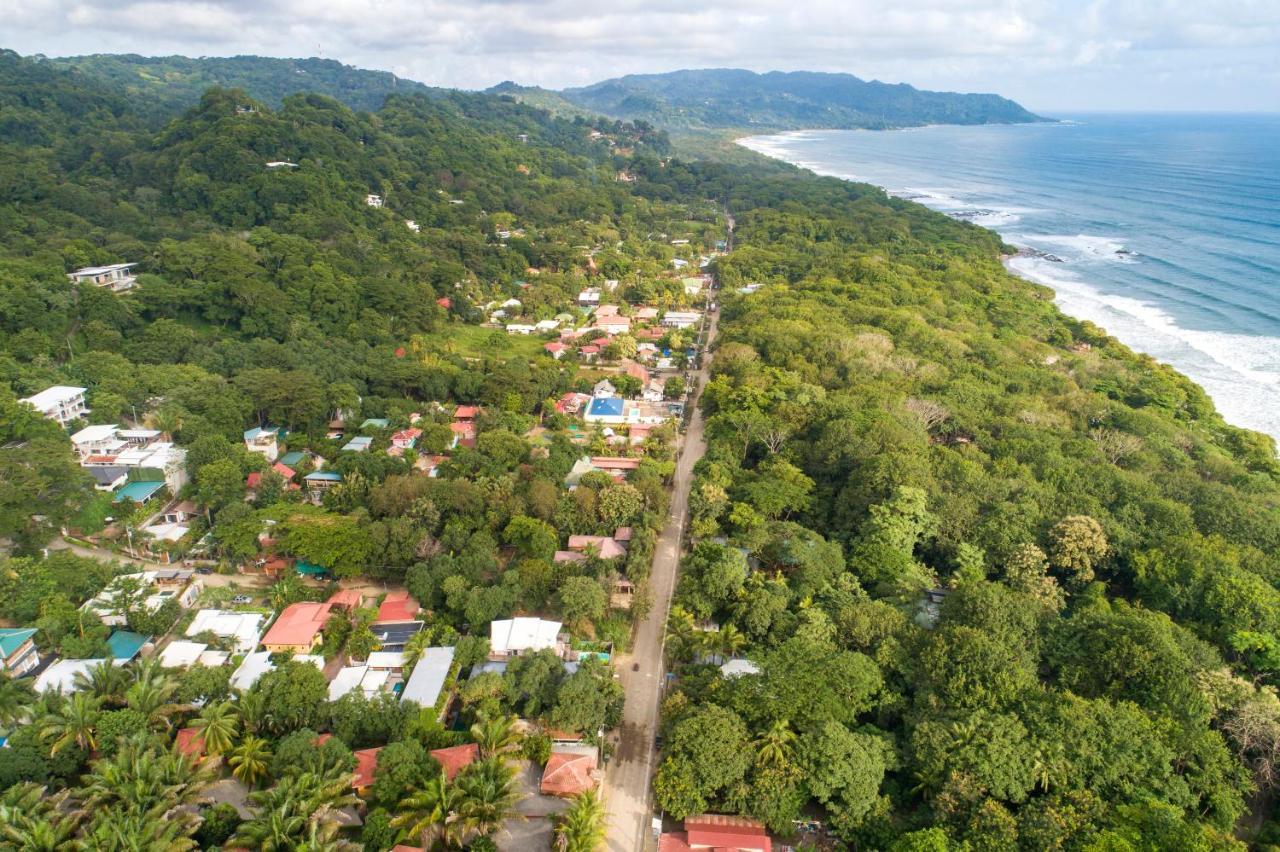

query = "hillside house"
(243, 427), (280, 462)
(304, 470), (342, 502)
(0, 628), (39, 676)
(596, 315), (631, 335)
(67, 263), (137, 292)
(19, 386), (88, 426)
(365, 194), (383, 208)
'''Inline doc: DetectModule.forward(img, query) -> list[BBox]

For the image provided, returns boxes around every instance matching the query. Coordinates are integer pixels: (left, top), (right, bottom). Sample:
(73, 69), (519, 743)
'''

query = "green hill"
(558, 67), (1045, 130)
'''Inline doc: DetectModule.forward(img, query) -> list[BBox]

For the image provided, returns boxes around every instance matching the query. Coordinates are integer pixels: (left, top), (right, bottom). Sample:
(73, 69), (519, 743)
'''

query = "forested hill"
(551, 68), (1044, 131)
(42, 53), (441, 118)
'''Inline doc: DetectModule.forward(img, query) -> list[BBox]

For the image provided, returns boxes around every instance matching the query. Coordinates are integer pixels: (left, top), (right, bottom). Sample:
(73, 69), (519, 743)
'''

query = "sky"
(4, 0), (1279, 112)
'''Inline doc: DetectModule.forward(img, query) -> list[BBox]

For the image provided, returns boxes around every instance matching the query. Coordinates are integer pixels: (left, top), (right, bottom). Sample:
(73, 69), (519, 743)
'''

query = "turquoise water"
(740, 114), (1280, 441)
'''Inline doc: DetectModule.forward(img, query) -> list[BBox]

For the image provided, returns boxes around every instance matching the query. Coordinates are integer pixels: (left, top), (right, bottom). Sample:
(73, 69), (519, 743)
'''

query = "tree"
(503, 515), (558, 562)
(653, 705), (752, 819)
(392, 767), (461, 849)
(754, 719), (797, 769)
(554, 791), (607, 852)
(195, 803), (242, 849)
(193, 701), (239, 756)
(283, 512), (374, 578)
(798, 722), (891, 836)
(1047, 515), (1108, 587)
(196, 457), (246, 516)
(252, 660), (329, 735)
(229, 735), (272, 788)
(550, 658), (624, 736)
(470, 710), (520, 759)
(40, 692), (101, 754)
(556, 576), (608, 630)
(370, 740), (430, 810)
(454, 757), (520, 841)
(0, 674), (35, 728)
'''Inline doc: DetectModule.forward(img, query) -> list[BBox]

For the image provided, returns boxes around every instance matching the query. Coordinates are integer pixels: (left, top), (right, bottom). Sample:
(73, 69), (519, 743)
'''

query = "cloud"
(2, 0), (1277, 110)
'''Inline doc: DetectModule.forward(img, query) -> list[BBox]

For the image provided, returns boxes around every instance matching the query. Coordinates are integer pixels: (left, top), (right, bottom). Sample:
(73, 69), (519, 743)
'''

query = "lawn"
(438, 324), (550, 360)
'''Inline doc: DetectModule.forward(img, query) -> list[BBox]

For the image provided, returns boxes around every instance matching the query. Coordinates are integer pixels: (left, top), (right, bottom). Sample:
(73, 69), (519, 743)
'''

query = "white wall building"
(19, 386), (88, 426)
(68, 264), (137, 292)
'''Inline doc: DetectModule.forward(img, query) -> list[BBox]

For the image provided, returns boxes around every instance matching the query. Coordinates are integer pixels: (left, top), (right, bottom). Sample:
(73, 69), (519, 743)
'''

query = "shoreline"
(732, 128), (1280, 447)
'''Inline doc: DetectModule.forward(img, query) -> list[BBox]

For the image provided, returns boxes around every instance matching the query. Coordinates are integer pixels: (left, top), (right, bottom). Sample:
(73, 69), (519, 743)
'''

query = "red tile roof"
(175, 727), (205, 759)
(327, 589), (363, 609)
(376, 591), (420, 623)
(590, 456), (641, 470)
(453, 405), (479, 421)
(540, 750), (598, 797)
(436, 297), (451, 309)
(246, 472), (262, 490)
(685, 814), (771, 852)
(429, 743), (479, 780)
(272, 462), (296, 480)
(261, 602), (333, 649)
(353, 746), (382, 791)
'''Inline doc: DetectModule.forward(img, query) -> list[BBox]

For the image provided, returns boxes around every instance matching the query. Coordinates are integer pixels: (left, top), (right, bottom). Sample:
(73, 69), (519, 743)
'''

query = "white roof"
(198, 650), (230, 667)
(489, 617), (561, 654)
(230, 651), (274, 691)
(328, 665), (369, 701)
(295, 655), (325, 669)
(70, 264), (135, 276)
(720, 658), (761, 678)
(142, 521), (189, 542)
(366, 651), (405, 670)
(400, 646), (455, 706)
(70, 424), (119, 444)
(187, 610), (264, 654)
(159, 640), (208, 669)
(117, 429), (161, 440)
(34, 659), (124, 693)
(20, 385), (86, 408)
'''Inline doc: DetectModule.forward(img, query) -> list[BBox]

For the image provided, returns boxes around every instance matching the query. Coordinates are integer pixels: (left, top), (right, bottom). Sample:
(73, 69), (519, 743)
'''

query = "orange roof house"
(353, 747), (382, 794)
(659, 814), (772, 852)
(175, 727), (205, 760)
(260, 602), (333, 653)
(429, 743), (479, 780)
(567, 535), (627, 560)
(540, 750), (598, 797)
(376, 591), (420, 623)
(453, 405), (480, 421)
(327, 589), (364, 611)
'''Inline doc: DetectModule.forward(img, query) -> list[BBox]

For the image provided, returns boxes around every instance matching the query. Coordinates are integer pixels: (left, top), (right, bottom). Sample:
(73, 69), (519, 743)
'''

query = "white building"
(68, 264), (137, 292)
(70, 424), (125, 458)
(186, 609), (265, 655)
(328, 665), (392, 701)
(405, 220), (420, 232)
(243, 427), (279, 462)
(505, 324), (537, 335)
(400, 646), (456, 708)
(662, 311), (702, 329)
(81, 570), (201, 627)
(114, 442), (188, 493)
(365, 194), (384, 208)
(158, 640), (228, 669)
(489, 617), (562, 659)
(19, 386), (88, 426)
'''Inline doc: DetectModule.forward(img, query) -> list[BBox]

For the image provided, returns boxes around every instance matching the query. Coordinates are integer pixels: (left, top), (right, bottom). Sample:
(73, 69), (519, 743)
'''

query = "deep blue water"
(740, 114), (1280, 441)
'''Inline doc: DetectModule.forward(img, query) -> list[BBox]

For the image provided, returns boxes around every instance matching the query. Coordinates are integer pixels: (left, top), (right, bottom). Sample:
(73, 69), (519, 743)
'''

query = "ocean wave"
(1009, 256), (1280, 439)
(1010, 233), (1139, 264)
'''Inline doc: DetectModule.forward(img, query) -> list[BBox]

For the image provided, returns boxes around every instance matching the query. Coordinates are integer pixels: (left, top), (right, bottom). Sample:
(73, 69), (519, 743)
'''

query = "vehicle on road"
(230, 594), (253, 605)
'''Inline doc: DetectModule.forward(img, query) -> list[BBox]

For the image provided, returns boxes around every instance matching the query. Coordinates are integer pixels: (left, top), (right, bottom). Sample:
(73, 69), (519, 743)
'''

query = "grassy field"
(438, 324), (551, 360)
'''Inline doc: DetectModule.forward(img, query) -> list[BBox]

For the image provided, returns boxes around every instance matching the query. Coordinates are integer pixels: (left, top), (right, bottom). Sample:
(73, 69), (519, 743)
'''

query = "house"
(260, 602), (333, 653)
(229, 650), (323, 691)
(327, 589), (365, 611)
(361, 418), (390, 431)
(107, 631), (149, 663)
(19, 386), (88, 426)
(430, 743), (479, 780)
(35, 659), (114, 693)
(595, 304), (619, 317)
(577, 288), (601, 307)
(82, 570), (201, 627)
(535, 319), (561, 332)
(663, 311), (702, 329)
(366, 651), (406, 672)
(681, 277), (706, 296)
(453, 405), (480, 423)
(329, 665), (392, 701)
(305, 470), (342, 502)
(70, 424), (126, 459)
(243, 427), (280, 462)
(567, 534), (627, 560)
(341, 436), (373, 452)
(264, 160), (297, 168)
(113, 442), (188, 494)
(86, 465), (129, 492)
(642, 381), (666, 403)
(588, 457), (642, 480)
(719, 659), (761, 678)
(371, 620), (424, 652)
(544, 342), (566, 359)
(506, 323), (537, 335)
(556, 392), (591, 415)
(449, 421), (476, 449)
(159, 641), (228, 669)
(622, 360), (650, 385)
(353, 747), (382, 795)
(634, 306), (660, 321)
(376, 591), (420, 623)
(592, 380), (616, 398)
(540, 747), (599, 797)
(186, 610), (265, 654)
(584, 397), (642, 425)
(405, 220), (420, 232)
(596, 315), (631, 335)
(0, 628), (39, 676)
(489, 618), (562, 659)
(67, 263), (137, 292)
(365, 194), (383, 208)
(400, 646), (456, 709)
(175, 727), (206, 760)
(658, 814), (772, 852)
(390, 428), (421, 451)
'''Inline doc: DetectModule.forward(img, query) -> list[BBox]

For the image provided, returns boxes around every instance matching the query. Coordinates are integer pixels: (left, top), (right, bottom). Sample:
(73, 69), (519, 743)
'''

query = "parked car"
(230, 594), (252, 605)
(195, 566), (213, 575)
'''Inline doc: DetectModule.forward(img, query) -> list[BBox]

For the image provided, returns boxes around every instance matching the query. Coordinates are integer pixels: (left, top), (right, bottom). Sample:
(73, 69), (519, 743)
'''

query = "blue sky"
(5, 0), (1279, 112)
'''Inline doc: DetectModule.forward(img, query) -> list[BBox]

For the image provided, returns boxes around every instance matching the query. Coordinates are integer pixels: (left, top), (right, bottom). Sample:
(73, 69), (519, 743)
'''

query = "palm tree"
(402, 629), (433, 670)
(0, 784), (83, 851)
(233, 769), (357, 851)
(715, 624), (747, 659)
(392, 767), (461, 849)
(554, 791), (608, 852)
(454, 757), (521, 842)
(469, 710), (519, 759)
(229, 735), (273, 788)
(75, 659), (132, 706)
(192, 700), (239, 756)
(81, 736), (213, 813)
(0, 674), (34, 729)
(754, 719), (796, 769)
(40, 691), (102, 754)
(236, 688), (269, 735)
(125, 671), (185, 730)
(80, 802), (200, 850)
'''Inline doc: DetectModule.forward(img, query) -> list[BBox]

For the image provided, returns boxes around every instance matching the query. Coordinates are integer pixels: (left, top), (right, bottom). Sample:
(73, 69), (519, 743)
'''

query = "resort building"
(67, 263), (137, 292)
(19, 385), (88, 426)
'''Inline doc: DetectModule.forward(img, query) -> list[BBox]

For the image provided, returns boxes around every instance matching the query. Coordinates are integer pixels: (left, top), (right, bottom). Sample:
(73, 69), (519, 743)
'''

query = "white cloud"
(2, 0), (1277, 110)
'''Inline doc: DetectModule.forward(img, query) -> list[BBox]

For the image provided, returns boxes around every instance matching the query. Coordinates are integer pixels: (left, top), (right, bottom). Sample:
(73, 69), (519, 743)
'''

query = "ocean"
(739, 114), (1280, 443)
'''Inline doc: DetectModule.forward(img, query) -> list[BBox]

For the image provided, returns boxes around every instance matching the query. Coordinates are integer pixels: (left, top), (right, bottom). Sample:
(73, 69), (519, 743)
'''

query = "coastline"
(733, 127), (1280, 447)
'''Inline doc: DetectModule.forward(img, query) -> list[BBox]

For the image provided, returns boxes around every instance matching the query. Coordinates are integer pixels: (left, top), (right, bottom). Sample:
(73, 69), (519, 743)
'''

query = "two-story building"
(19, 386), (88, 426)
(0, 628), (40, 677)
(67, 263), (137, 292)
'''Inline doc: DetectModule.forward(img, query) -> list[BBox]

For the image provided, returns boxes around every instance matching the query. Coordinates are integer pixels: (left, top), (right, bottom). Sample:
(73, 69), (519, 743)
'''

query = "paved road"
(604, 308), (719, 852)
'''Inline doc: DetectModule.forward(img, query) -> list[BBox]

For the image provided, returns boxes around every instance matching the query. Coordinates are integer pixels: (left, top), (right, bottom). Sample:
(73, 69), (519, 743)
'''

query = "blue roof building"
(360, 418), (390, 430)
(0, 628), (39, 676)
(113, 480), (165, 504)
(342, 436), (373, 452)
(107, 631), (149, 662)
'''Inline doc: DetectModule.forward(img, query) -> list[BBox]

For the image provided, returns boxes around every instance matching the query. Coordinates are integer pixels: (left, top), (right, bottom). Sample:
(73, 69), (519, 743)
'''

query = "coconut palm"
(233, 769), (357, 851)
(714, 624), (747, 659)
(40, 691), (102, 754)
(454, 757), (521, 842)
(754, 719), (797, 768)
(469, 710), (519, 759)
(75, 659), (132, 706)
(191, 700), (239, 756)
(81, 736), (213, 813)
(236, 688), (269, 735)
(392, 767), (462, 849)
(0, 784), (83, 851)
(554, 791), (608, 852)
(80, 802), (200, 851)
(125, 671), (186, 730)
(0, 674), (34, 728)
(229, 734), (273, 788)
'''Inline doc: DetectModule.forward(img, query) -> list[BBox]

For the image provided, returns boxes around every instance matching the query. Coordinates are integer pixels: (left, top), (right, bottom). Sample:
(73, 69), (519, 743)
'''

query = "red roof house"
(567, 535), (627, 560)
(659, 814), (772, 852)
(376, 591), (420, 624)
(353, 747), (382, 794)
(453, 405), (480, 421)
(260, 602), (333, 653)
(175, 727), (205, 760)
(540, 750), (598, 797)
(327, 589), (364, 610)
(429, 743), (479, 780)
(436, 297), (452, 309)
